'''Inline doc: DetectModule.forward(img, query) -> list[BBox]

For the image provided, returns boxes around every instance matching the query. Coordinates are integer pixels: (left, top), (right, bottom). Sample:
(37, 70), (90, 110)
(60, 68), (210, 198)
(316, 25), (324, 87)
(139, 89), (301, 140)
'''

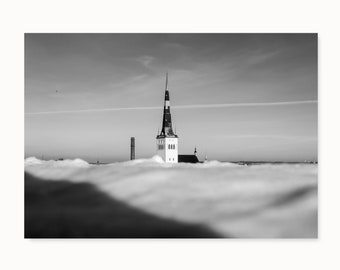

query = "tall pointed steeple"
(159, 72), (177, 137)
(156, 73), (179, 163)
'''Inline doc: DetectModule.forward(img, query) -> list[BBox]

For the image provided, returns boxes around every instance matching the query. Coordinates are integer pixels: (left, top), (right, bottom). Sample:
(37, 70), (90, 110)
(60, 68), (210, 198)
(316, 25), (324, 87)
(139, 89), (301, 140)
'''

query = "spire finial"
(165, 72), (168, 91)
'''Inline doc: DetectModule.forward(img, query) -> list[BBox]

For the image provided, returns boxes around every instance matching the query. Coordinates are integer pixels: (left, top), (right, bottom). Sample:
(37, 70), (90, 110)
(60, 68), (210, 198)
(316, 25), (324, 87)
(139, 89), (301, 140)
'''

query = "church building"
(156, 73), (199, 164)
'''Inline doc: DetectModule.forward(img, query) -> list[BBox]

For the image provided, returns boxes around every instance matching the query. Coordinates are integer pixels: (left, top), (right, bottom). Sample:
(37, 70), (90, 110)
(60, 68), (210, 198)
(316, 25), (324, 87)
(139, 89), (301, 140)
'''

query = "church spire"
(158, 73), (177, 138)
(155, 73), (179, 163)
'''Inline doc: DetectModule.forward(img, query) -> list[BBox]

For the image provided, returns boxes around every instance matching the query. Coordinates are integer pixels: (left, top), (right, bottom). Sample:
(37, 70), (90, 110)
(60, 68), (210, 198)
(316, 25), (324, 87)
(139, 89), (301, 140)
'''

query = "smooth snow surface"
(25, 157), (317, 238)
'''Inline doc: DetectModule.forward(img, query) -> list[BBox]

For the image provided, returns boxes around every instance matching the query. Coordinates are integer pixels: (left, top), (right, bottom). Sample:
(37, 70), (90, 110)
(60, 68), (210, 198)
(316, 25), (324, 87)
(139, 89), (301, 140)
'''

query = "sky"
(25, 34), (317, 162)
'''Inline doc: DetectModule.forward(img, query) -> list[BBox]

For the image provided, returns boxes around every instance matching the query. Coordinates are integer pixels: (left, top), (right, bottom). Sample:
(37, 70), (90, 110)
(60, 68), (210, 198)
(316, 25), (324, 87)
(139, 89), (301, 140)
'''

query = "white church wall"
(156, 137), (178, 163)
(156, 138), (166, 161)
(165, 137), (178, 163)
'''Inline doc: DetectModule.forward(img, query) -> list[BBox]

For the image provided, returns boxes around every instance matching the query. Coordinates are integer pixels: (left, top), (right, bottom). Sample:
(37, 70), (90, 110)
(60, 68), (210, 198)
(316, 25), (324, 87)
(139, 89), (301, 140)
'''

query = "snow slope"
(24, 156), (317, 238)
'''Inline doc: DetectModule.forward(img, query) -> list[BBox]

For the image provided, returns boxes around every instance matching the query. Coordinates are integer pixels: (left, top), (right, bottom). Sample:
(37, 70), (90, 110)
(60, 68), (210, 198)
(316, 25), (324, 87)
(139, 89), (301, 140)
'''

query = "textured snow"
(25, 156), (89, 167)
(25, 157), (317, 238)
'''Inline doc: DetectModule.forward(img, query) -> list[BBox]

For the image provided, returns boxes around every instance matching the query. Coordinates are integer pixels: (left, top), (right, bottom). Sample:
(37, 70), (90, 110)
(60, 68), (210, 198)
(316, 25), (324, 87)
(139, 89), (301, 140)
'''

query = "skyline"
(25, 34), (317, 162)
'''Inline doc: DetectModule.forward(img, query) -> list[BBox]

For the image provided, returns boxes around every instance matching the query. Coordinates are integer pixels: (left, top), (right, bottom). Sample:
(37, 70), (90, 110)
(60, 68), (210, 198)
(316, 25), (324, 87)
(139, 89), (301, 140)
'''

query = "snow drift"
(25, 156), (317, 238)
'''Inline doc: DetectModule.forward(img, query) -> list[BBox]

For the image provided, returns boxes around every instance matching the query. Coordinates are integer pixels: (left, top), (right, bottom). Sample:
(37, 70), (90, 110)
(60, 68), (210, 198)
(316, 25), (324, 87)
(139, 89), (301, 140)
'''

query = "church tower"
(156, 73), (178, 163)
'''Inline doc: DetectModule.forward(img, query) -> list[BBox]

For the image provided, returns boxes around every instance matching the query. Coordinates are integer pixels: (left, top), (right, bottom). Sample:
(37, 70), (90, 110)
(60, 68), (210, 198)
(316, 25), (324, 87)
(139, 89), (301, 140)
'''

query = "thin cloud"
(135, 55), (155, 68)
(163, 42), (186, 50)
(25, 106), (160, 115)
(25, 100), (317, 115)
(174, 100), (317, 109)
(214, 134), (317, 142)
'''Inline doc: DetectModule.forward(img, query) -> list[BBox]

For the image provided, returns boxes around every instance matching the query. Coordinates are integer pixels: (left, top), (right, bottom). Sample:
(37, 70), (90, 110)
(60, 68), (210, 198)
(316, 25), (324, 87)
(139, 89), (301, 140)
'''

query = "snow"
(25, 156), (89, 167)
(121, 155), (165, 165)
(25, 157), (317, 238)
(24, 156), (44, 165)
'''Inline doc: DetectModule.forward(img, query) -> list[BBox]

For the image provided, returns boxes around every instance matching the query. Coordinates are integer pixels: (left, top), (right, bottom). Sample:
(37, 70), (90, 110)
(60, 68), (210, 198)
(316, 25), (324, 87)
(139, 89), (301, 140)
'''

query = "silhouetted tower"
(156, 73), (178, 163)
(130, 137), (135, 160)
(194, 146), (197, 156)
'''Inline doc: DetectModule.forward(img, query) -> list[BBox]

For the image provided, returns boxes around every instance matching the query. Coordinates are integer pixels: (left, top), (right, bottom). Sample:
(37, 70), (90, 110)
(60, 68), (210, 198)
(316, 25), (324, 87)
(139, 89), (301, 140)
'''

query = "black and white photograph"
(24, 33), (317, 238)
(5, 0), (340, 270)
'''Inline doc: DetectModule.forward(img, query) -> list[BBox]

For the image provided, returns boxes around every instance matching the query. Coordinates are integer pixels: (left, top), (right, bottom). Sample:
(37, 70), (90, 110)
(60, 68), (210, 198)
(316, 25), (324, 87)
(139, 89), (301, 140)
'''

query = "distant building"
(156, 73), (199, 164)
(178, 154), (199, 163)
(178, 146), (199, 163)
(130, 137), (135, 160)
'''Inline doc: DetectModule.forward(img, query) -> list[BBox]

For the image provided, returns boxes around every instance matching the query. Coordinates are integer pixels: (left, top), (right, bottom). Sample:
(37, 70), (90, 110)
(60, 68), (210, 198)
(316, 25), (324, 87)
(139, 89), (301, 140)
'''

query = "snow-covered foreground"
(25, 156), (317, 238)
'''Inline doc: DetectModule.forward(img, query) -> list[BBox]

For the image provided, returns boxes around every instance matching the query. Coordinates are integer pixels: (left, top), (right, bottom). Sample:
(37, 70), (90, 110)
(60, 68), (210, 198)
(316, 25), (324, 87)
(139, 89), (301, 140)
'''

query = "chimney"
(130, 137), (135, 160)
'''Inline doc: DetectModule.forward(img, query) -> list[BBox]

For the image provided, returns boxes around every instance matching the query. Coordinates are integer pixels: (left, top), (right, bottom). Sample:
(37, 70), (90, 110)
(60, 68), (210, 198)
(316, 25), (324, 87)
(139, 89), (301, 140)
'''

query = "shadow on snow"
(25, 172), (221, 238)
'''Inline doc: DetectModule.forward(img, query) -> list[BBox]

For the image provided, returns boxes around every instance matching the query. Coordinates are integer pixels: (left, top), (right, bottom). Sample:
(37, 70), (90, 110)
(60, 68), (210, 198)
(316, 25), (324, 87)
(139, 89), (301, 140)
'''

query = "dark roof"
(156, 134), (178, 139)
(178, 155), (199, 163)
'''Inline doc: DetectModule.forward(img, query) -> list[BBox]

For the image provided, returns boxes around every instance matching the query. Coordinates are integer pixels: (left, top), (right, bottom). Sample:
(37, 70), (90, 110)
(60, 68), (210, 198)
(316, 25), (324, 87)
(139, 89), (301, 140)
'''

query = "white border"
(1, 0), (339, 269)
